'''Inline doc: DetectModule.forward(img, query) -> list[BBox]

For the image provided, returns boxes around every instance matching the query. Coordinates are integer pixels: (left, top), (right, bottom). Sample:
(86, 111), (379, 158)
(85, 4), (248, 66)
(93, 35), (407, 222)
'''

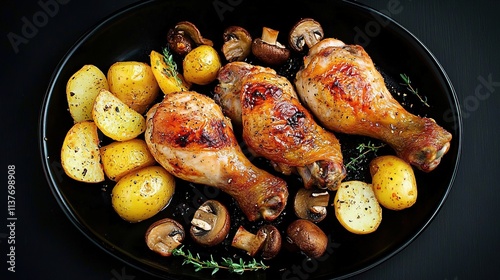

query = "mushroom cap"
(252, 38), (290, 65)
(145, 218), (185, 257)
(286, 219), (328, 258)
(167, 28), (194, 56)
(175, 21), (213, 46)
(289, 18), (324, 52)
(222, 26), (252, 62)
(259, 225), (282, 260)
(251, 27), (290, 66)
(167, 21), (213, 56)
(294, 188), (330, 223)
(189, 200), (230, 246)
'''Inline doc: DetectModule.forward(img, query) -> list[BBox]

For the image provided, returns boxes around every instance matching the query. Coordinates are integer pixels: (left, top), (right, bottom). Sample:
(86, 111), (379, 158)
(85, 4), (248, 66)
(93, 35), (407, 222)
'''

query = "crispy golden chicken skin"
(295, 38), (452, 172)
(145, 91), (288, 221)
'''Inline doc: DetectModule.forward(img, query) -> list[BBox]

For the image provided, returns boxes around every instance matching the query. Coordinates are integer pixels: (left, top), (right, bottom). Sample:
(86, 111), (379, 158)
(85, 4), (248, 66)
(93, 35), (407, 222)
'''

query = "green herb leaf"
(399, 73), (430, 107)
(171, 246), (269, 275)
(162, 47), (184, 87)
(345, 141), (386, 171)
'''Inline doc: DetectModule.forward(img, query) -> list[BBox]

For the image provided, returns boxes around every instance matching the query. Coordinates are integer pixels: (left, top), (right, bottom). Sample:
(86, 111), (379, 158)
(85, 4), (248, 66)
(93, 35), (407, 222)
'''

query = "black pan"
(39, 0), (462, 279)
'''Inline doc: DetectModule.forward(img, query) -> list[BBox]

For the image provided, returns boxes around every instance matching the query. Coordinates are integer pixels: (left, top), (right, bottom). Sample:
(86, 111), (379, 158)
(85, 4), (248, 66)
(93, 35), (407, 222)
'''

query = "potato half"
(107, 61), (160, 114)
(60, 121), (104, 183)
(92, 89), (146, 141)
(66, 65), (109, 123)
(100, 139), (156, 181)
(334, 180), (382, 234)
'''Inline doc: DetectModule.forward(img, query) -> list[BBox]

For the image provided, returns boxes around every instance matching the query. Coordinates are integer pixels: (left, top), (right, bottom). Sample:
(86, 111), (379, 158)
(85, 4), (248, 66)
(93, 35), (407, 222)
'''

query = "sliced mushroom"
(289, 18), (324, 52)
(175, 21), (213, 46)
(251, 27), (290, 66)
(189, 200), (230, 246)
(167, 21), (214, 56)
(222, 26), (252, 62)
(286, 219), (328, 258)
(145, 218), (185, 257)
(294, 188), (330, 223)
(231, 224), (282, 260)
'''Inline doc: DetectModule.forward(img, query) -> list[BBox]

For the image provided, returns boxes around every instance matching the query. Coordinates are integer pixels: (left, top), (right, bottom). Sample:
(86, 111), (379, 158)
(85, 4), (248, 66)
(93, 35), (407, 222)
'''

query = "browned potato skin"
(107, 61), (160, 114)
(370, 155), (418, 210)
(100, 139), (157, 181)
(61, 121), (105, 183)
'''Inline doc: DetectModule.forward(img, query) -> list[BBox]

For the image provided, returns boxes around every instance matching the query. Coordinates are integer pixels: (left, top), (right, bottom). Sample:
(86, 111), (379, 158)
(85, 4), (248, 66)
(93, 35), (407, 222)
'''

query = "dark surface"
(37, 1), (462, 279)
(1, 0), (499, 279)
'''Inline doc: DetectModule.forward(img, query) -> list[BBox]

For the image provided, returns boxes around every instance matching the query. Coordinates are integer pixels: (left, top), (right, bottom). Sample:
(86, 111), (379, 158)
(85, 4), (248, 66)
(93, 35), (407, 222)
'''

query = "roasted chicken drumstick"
(145, 91), (288, 221)
(213, 62), (276, 127)
(215, 62), (346, 190)
(295, 38), (452, 172)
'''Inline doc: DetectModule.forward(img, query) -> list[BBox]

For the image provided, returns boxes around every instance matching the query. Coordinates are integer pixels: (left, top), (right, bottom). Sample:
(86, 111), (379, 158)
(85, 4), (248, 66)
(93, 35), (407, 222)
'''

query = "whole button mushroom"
(145, 218), (185, 257)
(286, 219), (328, 258)
(189, 200), (231, 246)
(251, 27), (290, 66)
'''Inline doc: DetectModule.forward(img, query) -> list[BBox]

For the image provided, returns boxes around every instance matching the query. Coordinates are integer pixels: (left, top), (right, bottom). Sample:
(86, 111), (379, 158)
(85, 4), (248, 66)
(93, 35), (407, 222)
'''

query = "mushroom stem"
(311, 191), (330, 211)
(231, 226), (267, 257)
(261, 27), (280, 45)
(231, 225), (282, 259)
(191, 205), (216, 231)
(294, 188), (330, 223)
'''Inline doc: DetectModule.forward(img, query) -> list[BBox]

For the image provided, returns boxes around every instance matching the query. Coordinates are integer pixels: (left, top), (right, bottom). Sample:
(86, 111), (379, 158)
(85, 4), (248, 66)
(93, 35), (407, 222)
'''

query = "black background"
(1, 0), (499, 279)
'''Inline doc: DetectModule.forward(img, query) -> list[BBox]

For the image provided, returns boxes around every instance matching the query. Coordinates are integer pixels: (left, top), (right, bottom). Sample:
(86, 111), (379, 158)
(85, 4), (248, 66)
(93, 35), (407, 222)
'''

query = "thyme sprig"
(162, 47), (183, 87)
(171, 246), (269, 275)
(345, 141), (386, 171)
(399, 73), (430, 107)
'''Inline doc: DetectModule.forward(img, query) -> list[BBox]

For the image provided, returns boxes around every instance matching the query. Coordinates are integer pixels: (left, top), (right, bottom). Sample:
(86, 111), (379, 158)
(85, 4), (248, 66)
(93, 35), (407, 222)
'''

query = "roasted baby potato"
(66, 64), (109, 122)
(183, 45), (221, 85)
(107, 61), (160, 114)
(60, 121), (105, 183)
(334, 180), (382, 234)
(150, 50), (190, 94)
(369, 155), (418, 210)
(111, 166), (175, 223)
(92, 89), (146, 141)
(100, 139), (157, 181)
